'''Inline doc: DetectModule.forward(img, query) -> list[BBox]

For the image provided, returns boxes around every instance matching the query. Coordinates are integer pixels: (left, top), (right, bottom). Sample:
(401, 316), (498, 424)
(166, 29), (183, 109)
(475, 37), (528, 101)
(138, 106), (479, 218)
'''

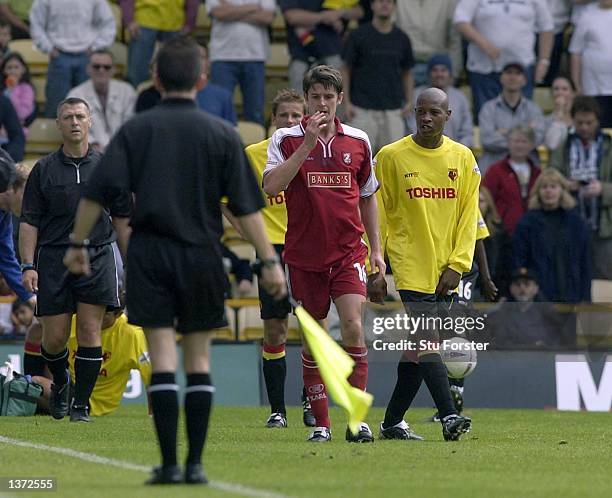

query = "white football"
(440, 337), (477, 379)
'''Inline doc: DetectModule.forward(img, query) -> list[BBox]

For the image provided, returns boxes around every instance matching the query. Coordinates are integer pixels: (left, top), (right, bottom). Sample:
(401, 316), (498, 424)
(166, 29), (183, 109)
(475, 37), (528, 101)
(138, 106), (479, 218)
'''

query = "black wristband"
(20, 263), (35, 273)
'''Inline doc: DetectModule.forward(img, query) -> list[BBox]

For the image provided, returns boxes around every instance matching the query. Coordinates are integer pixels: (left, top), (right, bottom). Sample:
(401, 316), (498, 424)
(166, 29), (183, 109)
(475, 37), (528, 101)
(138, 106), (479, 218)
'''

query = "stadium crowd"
(0, 0), (607, 483)
(0, 0), (607, 341)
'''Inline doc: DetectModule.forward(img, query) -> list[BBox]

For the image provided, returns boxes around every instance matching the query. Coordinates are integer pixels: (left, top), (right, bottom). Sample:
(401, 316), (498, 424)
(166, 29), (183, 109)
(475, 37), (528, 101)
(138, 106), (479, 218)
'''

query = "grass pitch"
(0, 405), (610, 498)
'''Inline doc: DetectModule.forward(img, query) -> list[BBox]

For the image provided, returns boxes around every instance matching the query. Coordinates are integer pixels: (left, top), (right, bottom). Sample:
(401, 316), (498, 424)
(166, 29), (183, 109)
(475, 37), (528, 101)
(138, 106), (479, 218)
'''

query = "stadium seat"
(592, 279), (612, 303)
(472, 126), (481, 158)
(194, 3), (212, 41)
(240, 305), (264, 341)
(534, 87), (553, 115)
(8, 39), (48, 76)
(109, 41), (128, 78)
(271, 10), (287, 41)
(31, 76), (46, 111)
(266, 43), (290, 79)
(25, 118), (62, 157)
(109, 2), (123, 42)
(238, 121), (266, 145)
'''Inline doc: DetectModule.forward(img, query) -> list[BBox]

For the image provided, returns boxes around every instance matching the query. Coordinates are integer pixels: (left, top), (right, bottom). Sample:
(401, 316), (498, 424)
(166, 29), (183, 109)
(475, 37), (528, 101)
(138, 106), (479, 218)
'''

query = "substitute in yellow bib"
(377, 88), (478, 443)
(33, 307), (151, 417)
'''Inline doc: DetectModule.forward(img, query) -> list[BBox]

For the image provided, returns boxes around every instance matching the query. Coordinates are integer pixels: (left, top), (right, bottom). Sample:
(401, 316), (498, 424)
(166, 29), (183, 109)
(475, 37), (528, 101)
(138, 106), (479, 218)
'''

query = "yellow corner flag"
(295, 305), (373, 434)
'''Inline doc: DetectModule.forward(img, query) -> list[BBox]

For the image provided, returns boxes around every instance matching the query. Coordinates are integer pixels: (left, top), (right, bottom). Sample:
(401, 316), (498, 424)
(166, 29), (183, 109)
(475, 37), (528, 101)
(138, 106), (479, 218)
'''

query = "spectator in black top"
(281, 0), (363, 92)
(19, 97), (131, 424)
(0, 92), (24, 160)
(341, 0), (413, 154)
(64, 37), (286, 486)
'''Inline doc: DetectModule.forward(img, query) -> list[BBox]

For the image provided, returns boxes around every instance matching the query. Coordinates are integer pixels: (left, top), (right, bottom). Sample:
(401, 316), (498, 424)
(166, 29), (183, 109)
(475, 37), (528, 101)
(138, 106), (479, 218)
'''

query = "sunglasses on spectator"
(92, 64), (113, 71)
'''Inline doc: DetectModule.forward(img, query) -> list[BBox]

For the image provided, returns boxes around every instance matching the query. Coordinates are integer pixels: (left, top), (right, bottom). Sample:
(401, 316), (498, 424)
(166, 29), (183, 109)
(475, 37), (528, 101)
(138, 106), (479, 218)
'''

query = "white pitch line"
(0, 436), (292, 498)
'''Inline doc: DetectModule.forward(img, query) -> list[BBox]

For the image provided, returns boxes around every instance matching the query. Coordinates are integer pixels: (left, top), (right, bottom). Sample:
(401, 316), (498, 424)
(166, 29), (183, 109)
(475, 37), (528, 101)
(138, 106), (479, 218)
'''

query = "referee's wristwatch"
(20, 263), (35, 273)
(68, 233), (90, 248)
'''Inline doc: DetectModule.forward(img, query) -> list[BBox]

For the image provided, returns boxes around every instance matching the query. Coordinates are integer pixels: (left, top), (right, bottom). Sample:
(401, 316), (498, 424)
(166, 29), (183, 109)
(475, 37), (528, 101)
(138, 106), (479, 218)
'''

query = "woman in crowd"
(1, 52), (35, 135)
(544, 74), (575, 151)
(513, 168), (591, 303)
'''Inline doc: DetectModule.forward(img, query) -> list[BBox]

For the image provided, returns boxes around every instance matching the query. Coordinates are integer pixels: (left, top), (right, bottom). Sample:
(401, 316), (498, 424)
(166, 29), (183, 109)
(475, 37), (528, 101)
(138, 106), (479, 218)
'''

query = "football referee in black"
(19, 97), (131, 423)
(64, 37), (286, 486)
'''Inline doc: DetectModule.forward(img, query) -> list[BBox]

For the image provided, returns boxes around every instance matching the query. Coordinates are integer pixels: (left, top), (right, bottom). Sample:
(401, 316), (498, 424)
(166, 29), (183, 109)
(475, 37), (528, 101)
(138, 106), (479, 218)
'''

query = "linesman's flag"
(295, 305), (373, 434)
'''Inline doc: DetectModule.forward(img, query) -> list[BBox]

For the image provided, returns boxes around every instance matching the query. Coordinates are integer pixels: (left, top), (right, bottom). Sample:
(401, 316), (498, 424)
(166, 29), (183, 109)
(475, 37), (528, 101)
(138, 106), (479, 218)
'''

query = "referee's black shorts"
(36, 244), (120, 317)
(126, 231), (227, 334)
(257, 244), (291, 320)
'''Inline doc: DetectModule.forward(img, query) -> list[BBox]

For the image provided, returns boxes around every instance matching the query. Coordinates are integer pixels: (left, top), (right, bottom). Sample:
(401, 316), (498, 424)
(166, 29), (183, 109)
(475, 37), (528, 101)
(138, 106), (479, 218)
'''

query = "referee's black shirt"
(84, 98), (265, 246)
(20, 147), (132, 247)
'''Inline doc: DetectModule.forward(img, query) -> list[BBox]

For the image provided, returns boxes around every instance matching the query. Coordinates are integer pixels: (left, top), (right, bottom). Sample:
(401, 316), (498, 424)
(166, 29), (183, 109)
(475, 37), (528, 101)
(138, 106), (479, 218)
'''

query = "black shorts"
(257, 244), (291, 320)
(36, 244), (120, 317)
(126, 232), (227, 334)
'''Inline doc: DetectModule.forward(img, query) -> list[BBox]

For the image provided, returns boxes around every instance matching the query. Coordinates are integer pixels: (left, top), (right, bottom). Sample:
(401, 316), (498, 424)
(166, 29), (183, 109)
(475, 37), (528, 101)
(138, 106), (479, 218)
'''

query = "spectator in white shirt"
(67, 50), (136, 151)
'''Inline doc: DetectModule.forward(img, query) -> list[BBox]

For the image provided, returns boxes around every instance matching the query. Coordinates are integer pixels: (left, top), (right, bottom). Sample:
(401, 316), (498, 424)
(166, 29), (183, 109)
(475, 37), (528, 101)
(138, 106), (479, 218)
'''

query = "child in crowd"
(1, 52), (35, 136)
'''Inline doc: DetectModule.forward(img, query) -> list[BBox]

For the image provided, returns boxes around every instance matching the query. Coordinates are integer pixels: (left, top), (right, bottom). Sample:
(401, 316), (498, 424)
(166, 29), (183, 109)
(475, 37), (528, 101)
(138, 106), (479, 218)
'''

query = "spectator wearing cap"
(513, 168), (591, 303)
(478, 62), (545, 172)
(548, 96), (612, 280)
(487, 267), (568, 349)
(394, 0), (461, 87)
(30, 0), (116, 118)
(407, 54), (473, 147)
(67, 50), (136, 151)
(453, 0), (553, 117)
(341, 0), (413, 154)
(569, 0), (612, 128)
(122, 0), (199, 87)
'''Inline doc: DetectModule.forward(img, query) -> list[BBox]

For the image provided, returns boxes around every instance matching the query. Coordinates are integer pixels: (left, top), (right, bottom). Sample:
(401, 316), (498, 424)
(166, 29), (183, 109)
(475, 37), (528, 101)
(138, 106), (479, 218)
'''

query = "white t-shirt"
(509, 159), (531, 198)
(207, 0), (275, 61)
(454, 0), (554, 74)
(568, 4), (612, 96)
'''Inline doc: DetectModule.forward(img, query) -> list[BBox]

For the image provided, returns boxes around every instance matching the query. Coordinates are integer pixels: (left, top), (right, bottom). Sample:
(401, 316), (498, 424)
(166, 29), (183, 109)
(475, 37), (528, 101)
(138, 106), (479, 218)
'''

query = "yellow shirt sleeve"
(447, 154), (481, 275)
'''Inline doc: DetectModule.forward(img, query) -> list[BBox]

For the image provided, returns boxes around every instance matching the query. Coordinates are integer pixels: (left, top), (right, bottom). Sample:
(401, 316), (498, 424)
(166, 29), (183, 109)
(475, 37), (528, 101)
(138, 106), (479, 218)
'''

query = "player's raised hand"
(435, 268), (461, 297)
(303, 112), (327, 151)
(63, 247), (91, 275)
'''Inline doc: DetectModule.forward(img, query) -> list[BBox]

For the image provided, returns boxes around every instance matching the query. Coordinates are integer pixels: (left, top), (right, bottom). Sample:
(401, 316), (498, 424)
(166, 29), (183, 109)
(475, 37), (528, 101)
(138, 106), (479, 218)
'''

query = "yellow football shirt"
(68, 314), (151, 416)
(135, 0), (186, 32)
(245, 138), (288, 245)
(376, 135), (481, 293)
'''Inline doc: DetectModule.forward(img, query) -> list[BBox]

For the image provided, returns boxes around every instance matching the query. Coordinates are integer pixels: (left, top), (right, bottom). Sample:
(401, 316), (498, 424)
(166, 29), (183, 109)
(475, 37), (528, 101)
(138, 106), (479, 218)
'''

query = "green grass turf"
(0, 405), (610, 498)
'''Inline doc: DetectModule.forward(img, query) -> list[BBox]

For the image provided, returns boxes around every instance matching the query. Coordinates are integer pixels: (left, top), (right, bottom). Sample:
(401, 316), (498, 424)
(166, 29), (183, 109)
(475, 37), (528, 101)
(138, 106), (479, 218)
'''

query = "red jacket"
(483, 157), (541, 235)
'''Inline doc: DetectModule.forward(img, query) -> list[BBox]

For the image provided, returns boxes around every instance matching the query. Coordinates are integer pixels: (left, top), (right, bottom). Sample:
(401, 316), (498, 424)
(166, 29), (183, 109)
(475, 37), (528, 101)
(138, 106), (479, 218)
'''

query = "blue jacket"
(513, 208), (591, 303)
(0, 210), (31, 301)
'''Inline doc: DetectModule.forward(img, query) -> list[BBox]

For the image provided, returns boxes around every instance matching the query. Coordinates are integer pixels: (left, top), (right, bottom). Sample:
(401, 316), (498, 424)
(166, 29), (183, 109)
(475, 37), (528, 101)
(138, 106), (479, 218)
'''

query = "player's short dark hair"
(271, 89), (305, 116)
(303, 65), (343, 95)
(155, 36), (202, 92)
(571, 96), (600, 119)
(56, 97), (91, 118)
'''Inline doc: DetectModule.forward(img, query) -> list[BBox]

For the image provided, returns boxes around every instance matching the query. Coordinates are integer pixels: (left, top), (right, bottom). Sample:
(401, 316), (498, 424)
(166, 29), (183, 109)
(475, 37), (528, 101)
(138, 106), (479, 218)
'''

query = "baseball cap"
(0, 148), (16, 193)
(427, 53), (452, 74)
(502, 62), (526, 75)
(511, 267), (537, 283)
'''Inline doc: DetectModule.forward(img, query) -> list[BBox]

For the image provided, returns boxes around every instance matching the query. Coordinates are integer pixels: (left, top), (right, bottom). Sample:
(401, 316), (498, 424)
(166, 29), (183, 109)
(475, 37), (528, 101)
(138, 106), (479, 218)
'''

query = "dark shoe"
(307, 427), (331, 442)
(184, 463), (207, 484)
(69, 403), (91, 423)
(49, 371), (70, 420)
(302, 394), (316, 427)
(450, 385), (464, 414)
(379, 420), (424, 441)
(265, 412), (287, 428)
(145, 465), (182, 485)
(442, 414), (471, 441)
(345, 423), (374, 443)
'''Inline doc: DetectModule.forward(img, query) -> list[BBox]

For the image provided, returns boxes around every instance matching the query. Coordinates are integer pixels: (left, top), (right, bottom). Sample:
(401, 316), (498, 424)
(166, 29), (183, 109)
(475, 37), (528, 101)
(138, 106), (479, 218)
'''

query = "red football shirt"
(265, 116), (378, 271)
